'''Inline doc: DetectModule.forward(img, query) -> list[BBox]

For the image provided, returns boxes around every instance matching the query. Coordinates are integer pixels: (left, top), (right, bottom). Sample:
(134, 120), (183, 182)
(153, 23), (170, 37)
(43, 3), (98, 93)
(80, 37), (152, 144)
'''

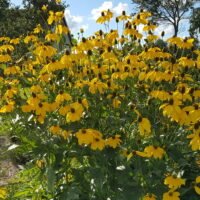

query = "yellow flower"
(179, 57), (195, 68)
(37, 114), (45, 124)
(0, 54), (12, 63)
(0, 187), (7, 199)
(45, 33), (59, 42)
(180, 38), (194, 49)
(150, 90), (170, 101)
(21, 104), (34, 112)
(49, 125), (62, 134)
(4, 66), (21, 75)
(35, 102), (49, 116)
(0, 37), (10, 42)
(96, 9), (113, 24)
(75, 129), (94, 145)
(138, 116), (151, 136)
(143, 193), (156, 200)
(55, 91), (72, 103)
(143, 24), (157, 31)
(41, 5), (48, 11)
(34, 45), (57, 58)
(105, 135), (121, 148)
(24, 35), (38, 43)
(33, 24), (43, 34)
(163, 190), (180, 200)
(27, 92), (46, 105)
(66, 102), (84, 122)
(88, 78), (108, 94)
(80, 98), (89, 109)
(55, 0), (61, 4)
(0, 44), (14, 53)
(112, 98), (121, 108)
(47, 11), (64, 25)
(55, 25), (69, 35)
(118, 10), (131, 21)
(159, 98), (183, 123)
(4, 87), (18, 99)
(90, 136), (105, 151)
(146, 34), (159, 42)
(132, 14), (148, 25)
(105, 30), (119, 44)
(194, 176), (200, 195)
(60, 130), (71, 140)
(0, 101), (15, 113)
(164, 176), (185, 189)
(30, 85), (43, 94)
(187, 130), (200, 151)
(144, 145), (165, 159)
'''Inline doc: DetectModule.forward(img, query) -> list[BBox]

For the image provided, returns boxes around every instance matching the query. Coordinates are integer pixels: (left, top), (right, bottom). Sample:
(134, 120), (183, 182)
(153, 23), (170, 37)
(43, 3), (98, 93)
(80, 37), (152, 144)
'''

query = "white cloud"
(64, 9), (83, 30)
(64, 9), (89, 34)
(91, 1), (113, 20)
(91, 1), (129, 20)
(113, 2), (129, 15)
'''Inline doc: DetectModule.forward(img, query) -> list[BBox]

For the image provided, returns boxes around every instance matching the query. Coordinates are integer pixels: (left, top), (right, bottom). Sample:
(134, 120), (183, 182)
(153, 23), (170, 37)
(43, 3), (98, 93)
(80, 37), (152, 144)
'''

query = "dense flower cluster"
(0, 4), (199, 200)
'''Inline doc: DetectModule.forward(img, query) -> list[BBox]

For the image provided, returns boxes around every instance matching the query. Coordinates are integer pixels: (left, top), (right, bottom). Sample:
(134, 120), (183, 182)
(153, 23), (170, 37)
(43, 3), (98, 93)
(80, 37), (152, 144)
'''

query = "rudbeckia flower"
(164, 176), (185, 189)
(10, 38), (20, 45)
(143, 193), (156, 200)
(105, 135), (121, 148)
(194, 176), (200, 195)
(0, 54), (12, 63)
(0, 44), (14, 53)
(96, 9), (113, 24)
(159, 98), (183, 123)
(138, 116), (151, 136)
(45, 33), (59, 42)
(187, 130), (200, 151)
(4, 66), (21, 75)
(118, 10), (131, 21)
(163, 190), (180, 200)
(150, 90), (170, 101)
(66, 102), (84, 122)
(33, 24), (43, 34)
(55, 25), (69, 35)
(55, 91), (72, 103)
(88, 78), (108, 94)
(138, 145), (165, 159)
(90, 136), (105, 151)
(41, 5), (48, 11)
(75, 129), (94, 145)
(0, 101), (15, 113)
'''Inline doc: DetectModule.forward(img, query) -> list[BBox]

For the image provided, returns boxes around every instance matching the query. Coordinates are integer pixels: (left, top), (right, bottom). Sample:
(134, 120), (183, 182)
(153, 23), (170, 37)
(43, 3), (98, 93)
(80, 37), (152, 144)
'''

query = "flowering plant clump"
(0, 3), (200, 200)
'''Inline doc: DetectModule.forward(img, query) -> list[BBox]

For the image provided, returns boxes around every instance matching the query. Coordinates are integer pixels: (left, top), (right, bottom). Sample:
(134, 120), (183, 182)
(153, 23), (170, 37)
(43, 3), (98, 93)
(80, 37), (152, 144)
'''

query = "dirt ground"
(0, 136), (19, 186)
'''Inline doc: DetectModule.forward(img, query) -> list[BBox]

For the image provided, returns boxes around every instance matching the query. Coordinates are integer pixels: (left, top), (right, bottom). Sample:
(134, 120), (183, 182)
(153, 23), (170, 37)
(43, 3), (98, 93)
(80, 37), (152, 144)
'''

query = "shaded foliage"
(189, 7), (200, 38)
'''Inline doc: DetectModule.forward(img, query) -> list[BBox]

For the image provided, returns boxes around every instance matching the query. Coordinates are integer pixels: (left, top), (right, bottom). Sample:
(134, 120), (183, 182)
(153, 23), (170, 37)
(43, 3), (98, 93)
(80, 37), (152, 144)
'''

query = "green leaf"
(13, 189), (31, 198)
(47, 167), (56, 193)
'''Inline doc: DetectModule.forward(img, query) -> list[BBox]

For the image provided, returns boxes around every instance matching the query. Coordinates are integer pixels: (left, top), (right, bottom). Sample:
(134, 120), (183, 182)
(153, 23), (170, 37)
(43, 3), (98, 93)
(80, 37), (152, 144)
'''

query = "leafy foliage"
(0, 3), (200, 200)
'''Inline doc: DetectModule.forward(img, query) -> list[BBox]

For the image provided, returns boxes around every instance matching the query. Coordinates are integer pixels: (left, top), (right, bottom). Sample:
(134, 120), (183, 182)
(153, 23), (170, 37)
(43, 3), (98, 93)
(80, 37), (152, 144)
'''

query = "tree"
(131, 0), (199, 36)
(22, 0), (66, 31)
(189, 7), (200, 38)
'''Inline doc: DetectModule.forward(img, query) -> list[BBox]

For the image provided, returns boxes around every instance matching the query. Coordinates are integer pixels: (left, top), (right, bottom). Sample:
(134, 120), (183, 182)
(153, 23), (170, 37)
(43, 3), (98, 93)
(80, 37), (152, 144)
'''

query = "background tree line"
(0, 0), (65, 38)
(131, 0), (200, 38)
(0, 0), (200, 39)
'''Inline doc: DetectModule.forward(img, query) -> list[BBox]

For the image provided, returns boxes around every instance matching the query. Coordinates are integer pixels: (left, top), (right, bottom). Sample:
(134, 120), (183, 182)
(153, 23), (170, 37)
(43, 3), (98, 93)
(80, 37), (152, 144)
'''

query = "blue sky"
(11, 0), (190, 38)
